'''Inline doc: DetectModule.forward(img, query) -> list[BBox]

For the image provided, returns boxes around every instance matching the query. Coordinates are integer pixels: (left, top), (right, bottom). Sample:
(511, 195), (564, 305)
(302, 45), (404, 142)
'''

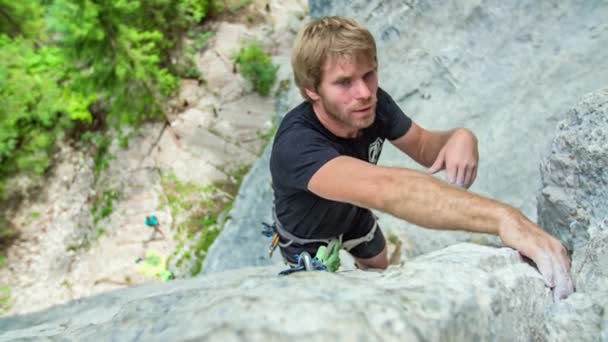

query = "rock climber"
(268, 16), (573, 301)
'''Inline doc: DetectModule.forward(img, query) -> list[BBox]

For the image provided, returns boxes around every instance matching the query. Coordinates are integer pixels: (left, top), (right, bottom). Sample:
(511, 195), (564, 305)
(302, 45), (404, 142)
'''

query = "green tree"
(0, 0), (217, 246)
(0, 1), (45, 38)
(45, 0), (214, 126)
(0, 35), (88, 193)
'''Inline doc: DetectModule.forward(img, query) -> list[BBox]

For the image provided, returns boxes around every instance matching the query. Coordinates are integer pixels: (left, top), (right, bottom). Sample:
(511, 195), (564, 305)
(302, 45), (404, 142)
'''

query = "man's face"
(308, 54), (378, 132)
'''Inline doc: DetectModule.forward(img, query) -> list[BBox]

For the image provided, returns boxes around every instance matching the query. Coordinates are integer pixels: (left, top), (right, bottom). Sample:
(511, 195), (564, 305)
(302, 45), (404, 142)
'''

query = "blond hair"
(291, 16), (377, 101)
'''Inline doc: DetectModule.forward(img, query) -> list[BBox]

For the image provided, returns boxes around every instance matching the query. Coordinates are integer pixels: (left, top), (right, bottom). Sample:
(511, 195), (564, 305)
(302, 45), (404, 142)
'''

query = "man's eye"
(338, 79), (351, 86)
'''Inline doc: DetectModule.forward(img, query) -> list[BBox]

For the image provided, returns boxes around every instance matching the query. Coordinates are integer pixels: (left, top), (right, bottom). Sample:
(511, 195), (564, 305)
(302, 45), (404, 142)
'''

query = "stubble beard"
(321, 96), (376, 130)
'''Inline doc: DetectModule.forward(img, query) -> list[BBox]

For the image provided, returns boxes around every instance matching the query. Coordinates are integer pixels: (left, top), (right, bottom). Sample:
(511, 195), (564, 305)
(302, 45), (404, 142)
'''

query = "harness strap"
(272, 209), (377, 252)
(272, 209), (336, 247)
(341, 220), (378, 251)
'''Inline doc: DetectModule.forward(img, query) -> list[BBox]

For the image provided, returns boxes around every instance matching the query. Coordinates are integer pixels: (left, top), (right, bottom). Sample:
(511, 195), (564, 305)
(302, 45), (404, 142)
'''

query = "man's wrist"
(494, 205), (522, 237)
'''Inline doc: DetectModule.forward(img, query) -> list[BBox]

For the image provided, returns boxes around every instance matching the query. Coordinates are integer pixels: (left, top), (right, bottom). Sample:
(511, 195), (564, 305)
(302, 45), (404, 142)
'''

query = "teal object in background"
(145, 214), (159, 227)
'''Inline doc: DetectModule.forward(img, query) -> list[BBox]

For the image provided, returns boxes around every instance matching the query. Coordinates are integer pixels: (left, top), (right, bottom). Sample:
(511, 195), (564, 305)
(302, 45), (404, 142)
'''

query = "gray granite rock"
(201, 143), (279, 275)
(538, 88), (608, 251)
(574, 221), (608, 294)
(537, 88), (608, 342)
(541, 292), (608, 342)
(201, 51), (303, 274)
(3, 1), (608, 340)
(0, 244), (552, 341)
(541, 223), (608, 341)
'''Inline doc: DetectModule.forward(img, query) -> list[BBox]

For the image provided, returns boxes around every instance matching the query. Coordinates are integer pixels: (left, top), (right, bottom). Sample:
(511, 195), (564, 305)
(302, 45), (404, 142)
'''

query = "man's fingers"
(552, 261), (574, 302)
(445, 163), (457, 184)
(560, 245), (571, 272)
(456, 165), (465, 187)
(534, 252), (574, 301)
(552, 244), (574, 301)
(534, 254), (555, 288)
(465, 165), (477, 188)
(470, 166), (477, 187)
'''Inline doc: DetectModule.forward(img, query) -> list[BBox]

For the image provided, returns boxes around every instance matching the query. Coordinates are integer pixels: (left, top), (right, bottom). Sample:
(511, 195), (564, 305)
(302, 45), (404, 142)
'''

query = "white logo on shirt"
(368, 138), (384, 164)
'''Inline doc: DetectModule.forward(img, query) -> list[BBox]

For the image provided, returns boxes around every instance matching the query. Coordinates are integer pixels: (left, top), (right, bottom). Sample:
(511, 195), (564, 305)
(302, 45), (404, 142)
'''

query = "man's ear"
(304, 87), (321, 101)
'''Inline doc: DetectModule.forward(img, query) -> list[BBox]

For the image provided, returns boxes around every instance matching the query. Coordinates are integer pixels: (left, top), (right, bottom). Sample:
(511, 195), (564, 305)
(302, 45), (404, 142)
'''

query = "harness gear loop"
(265, 209), (379, 275)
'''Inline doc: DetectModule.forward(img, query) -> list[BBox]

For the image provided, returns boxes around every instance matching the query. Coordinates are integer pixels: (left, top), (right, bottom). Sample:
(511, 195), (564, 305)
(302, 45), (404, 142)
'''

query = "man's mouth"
(353, 105), (372, 113)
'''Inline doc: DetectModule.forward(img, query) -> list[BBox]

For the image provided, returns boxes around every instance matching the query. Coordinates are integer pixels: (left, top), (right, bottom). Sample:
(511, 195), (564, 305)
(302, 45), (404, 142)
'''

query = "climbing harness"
(262, 210), (379, 275)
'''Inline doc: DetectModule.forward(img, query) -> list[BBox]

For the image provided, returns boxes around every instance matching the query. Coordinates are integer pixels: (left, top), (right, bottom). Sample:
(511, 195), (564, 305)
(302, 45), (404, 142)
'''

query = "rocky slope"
(0, 0), (307, 316)
(1, 1), (608, 340)
(2, 85), (606, 342)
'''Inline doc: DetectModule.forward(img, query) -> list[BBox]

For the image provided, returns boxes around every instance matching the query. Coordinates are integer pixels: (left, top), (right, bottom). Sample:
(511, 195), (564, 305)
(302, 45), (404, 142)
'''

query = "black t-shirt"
(270, 87), (412, 239)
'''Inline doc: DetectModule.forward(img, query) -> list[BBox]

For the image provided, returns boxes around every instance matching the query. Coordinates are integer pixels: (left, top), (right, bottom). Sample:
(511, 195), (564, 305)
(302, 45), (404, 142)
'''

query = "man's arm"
(308, 156), (573, 301)
(391, 122), (478, 188)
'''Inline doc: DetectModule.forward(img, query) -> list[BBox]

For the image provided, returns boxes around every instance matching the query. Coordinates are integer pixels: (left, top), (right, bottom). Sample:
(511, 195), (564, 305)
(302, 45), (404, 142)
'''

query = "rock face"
(201, 144), (279, 274)
(537, 88), (608, 341)
(542, 222), (608, 341)
(1, 0), (309, 317)
(3, 88), (607, 342)
(2, 1), (608, 341)
(204, 0), (608, 271)
(537, 88), (608, 251)
(0, 244), (553, 341)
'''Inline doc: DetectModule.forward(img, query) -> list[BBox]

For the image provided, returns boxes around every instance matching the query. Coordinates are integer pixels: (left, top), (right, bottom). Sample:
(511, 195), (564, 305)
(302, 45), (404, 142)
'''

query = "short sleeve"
(376, 87), (412, 140)
(270, 129), (340, 192)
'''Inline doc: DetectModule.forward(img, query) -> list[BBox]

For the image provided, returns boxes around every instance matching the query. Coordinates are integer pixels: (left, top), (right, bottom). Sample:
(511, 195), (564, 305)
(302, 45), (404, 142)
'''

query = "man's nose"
(353, 79), (371, 99)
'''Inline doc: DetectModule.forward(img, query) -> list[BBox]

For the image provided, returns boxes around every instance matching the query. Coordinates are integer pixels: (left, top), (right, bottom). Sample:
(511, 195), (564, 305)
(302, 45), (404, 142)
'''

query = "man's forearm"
(374, 167), (512, 235)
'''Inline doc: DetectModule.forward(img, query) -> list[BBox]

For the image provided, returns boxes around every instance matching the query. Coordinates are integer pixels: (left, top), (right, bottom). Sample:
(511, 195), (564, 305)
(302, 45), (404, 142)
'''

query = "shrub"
(233, 42), (278, 96)
(0, 36), (89, 197)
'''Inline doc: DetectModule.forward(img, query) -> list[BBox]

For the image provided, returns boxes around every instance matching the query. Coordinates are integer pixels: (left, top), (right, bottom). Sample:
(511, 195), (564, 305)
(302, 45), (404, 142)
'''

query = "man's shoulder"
(279, 101), (314, 127)
(274, 101), (324, 143)
(271, 101), (339, 168)
(376, 87), (396, 110)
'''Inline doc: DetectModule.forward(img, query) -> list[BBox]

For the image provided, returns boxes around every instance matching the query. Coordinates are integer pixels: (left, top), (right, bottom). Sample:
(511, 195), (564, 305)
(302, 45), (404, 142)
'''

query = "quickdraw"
(278, 251), (327, 276)
(261, 222), (280, 257)
(262, 221), (342, 276)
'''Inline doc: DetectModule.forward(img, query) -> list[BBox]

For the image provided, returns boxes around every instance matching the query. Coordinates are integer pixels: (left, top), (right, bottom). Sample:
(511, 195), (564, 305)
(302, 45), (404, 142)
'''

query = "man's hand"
(427, 128), (478, 188)
(498, 210), (574, 301)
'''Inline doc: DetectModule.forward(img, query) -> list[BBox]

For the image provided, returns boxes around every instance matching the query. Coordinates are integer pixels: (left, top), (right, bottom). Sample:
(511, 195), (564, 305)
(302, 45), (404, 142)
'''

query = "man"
(269, 16), (573, 300)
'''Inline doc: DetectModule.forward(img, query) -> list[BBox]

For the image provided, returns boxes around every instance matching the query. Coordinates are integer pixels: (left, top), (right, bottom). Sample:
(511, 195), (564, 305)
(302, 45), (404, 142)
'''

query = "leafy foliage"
(0, 36), (86, 192)
(0, 1), (45, 38)
(0, 0), (218, 245)
(45, 0), (204, 125)
(160, 166), (250, 276)
(212, 0), (251, 14)
(91, 189), (120, 225)
(233, 41), (278, 96)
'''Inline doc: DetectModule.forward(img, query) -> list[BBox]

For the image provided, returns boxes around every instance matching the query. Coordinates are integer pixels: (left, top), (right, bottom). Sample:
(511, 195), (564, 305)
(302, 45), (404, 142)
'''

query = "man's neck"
(311, 101), (360, 139)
